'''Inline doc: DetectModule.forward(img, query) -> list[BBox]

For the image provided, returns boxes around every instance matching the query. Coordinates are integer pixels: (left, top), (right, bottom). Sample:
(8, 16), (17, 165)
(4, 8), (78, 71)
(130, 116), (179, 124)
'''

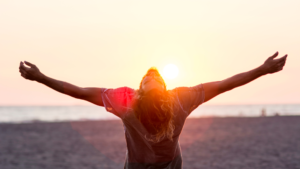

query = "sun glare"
(163, 64), (179, 79)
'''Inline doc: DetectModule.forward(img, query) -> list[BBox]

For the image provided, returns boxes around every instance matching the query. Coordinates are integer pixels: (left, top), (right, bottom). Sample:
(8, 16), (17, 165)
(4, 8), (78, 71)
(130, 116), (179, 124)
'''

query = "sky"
(0, 0), (299, 106)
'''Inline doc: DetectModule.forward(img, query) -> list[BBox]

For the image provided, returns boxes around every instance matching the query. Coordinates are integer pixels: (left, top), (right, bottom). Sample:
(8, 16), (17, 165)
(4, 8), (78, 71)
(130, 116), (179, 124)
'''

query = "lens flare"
(163, 64), (179, 79)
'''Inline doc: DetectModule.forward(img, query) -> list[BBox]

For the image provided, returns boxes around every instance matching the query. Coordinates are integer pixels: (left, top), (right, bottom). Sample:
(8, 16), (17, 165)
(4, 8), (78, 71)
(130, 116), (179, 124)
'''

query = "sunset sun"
(163, 64), (179, 79)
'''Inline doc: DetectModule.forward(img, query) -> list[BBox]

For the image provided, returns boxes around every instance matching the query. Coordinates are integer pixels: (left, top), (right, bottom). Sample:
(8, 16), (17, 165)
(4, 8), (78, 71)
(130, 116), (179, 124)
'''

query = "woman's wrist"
(257, 65), (268, 76)
(36, 73), (46, 83)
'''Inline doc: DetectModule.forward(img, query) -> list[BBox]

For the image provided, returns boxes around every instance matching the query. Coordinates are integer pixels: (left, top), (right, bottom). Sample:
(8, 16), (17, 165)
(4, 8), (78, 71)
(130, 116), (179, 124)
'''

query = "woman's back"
(101, 85), (205, 169)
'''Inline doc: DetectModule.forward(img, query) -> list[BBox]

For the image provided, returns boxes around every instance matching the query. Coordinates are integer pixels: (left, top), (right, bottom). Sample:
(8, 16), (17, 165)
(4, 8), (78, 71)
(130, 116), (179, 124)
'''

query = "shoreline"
(0, 115), (298, 124)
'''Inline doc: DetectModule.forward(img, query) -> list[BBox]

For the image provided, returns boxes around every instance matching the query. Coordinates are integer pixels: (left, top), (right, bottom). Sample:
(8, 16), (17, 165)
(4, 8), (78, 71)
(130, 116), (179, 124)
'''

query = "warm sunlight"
(163, 64), (179, 79)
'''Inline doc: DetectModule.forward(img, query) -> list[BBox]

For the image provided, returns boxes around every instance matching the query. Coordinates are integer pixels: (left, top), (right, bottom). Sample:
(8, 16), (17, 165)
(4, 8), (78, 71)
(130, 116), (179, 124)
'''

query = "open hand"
(262, 52), (288, 74)
(19, 61), (43, 81)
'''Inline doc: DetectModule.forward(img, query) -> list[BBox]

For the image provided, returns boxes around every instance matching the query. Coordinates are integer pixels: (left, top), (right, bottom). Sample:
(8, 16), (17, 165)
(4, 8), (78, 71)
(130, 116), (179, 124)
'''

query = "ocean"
(0, 104), (299, 123)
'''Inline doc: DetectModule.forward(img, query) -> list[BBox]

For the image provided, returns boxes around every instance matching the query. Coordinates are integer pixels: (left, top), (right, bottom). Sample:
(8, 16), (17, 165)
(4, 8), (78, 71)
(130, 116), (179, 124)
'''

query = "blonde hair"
(134, 67), (175, 143)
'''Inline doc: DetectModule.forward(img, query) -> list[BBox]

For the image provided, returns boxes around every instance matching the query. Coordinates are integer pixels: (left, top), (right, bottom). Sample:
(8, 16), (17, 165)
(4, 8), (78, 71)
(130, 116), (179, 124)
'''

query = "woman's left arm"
(19, 61), (104, 106)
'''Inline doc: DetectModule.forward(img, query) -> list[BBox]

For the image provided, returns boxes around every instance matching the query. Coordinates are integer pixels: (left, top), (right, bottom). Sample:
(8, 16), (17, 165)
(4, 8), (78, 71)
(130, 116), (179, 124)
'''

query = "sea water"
(0, 104), (299, 123)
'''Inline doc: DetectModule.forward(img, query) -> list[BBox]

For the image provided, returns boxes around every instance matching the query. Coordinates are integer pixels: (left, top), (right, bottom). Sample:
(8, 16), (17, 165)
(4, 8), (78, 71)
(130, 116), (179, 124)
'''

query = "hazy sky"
(0, 0), (299, 106)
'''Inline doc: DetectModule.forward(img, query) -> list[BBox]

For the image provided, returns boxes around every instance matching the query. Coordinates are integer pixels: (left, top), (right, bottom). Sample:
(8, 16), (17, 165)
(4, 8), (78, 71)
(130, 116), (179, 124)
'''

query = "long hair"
(134, 67), (175, 143)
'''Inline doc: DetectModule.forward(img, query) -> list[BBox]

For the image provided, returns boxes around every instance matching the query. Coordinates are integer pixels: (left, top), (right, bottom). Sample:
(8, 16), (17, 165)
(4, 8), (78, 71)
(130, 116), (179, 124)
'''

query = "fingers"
(19, 61), (30, 79)
(19, 67), (26, 74)
(24, 61), (36, 68)
(269, 51), (279, 60)
(21, 73), (28, 79)
(276, 55), (287, 71)
(19, 61), (29, 71)
(19, 67), (28, 79)
(275, 54), (288, 65)
(277, 54), (288, 62)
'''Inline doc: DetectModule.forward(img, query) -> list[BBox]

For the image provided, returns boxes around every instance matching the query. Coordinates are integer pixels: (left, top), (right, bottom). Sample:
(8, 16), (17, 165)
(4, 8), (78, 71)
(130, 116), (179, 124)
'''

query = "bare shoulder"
(81, 86), (136, 106)
(80, 87), (104, 106)
(202, 81), (221, 102)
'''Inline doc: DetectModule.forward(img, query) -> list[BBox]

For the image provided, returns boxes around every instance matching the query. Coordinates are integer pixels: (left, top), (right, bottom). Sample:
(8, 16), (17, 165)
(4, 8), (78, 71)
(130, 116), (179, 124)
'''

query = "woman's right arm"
(202, 52), (287, 102)
(19, 61), (104, 106)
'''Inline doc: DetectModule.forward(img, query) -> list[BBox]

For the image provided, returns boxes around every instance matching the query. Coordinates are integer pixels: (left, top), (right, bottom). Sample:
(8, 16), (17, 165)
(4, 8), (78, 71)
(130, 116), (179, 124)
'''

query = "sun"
(163, 64), (179, 79)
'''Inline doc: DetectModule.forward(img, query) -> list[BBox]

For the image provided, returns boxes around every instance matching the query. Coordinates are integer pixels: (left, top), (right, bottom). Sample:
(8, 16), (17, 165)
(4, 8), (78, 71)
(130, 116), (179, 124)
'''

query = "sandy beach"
(0, 116), (300, 169)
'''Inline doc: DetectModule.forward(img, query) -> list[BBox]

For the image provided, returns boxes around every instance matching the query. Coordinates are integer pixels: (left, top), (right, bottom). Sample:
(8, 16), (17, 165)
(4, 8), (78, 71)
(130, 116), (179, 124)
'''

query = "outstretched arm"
(19, 61), (104, 106)
(202, 52), (288, 102)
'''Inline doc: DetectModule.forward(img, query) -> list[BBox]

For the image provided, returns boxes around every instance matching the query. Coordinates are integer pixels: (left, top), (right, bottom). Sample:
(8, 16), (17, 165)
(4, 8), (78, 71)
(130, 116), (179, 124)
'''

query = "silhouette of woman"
(19, 52), (287, 169)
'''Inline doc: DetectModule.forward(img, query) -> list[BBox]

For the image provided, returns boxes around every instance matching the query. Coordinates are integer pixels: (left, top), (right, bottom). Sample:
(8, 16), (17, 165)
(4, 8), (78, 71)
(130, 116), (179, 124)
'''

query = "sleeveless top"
(100, 84), (205, 169)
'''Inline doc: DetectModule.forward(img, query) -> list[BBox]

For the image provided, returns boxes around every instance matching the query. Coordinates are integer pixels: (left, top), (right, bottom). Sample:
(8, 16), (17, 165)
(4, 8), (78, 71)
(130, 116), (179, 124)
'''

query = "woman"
(19, 52), (287, 169)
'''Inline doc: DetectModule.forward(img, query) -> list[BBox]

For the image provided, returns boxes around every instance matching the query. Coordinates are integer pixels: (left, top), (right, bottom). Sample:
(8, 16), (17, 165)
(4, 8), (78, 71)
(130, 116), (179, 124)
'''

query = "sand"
(0, 116), (300, 169)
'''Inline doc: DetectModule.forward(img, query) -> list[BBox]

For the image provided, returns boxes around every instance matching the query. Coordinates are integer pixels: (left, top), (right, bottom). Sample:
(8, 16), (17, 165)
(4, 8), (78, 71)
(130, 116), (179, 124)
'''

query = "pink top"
(101, 84), (205, 169)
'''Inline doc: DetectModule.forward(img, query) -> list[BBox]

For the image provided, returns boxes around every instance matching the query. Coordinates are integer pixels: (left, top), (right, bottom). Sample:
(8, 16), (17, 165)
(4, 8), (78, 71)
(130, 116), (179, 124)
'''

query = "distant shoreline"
(1, 104), (300, 124)
(1, 115), (299, 125)
(1, 103), (300, 107)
